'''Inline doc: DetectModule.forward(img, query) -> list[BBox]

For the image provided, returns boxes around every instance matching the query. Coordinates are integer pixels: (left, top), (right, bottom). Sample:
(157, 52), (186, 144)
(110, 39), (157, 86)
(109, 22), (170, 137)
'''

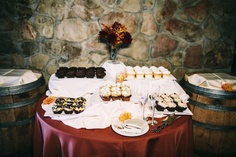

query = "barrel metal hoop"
(193, 120), (236, 131)
(180, 80), (236, 99)
(0, 94), (43, 110)
(0, 73), (45, 96)
(189, 99), (236, 112)
(0, 117), (34, 128)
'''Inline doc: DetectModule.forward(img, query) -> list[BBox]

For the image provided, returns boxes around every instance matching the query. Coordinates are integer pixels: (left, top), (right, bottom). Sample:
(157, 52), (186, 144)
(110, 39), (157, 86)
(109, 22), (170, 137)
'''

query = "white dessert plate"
(111, 121), (149, 137)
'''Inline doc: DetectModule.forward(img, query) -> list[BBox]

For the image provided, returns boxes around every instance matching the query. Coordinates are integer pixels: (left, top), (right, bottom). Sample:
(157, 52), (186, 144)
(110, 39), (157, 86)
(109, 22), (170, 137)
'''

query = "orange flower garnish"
(43, 96), (56, 104)
(116, 73), (127, 83)
(221, 83), (233, 92)
(118, 112), (132, 122)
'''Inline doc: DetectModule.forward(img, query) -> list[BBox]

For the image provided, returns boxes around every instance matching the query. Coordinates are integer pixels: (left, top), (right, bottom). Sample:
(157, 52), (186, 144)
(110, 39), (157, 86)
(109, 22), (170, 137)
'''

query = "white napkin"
(123, 119), (148, 133)
(186, 73), (236, 91)
(61, 101), (142, 129)
(0, 69), (37, 87)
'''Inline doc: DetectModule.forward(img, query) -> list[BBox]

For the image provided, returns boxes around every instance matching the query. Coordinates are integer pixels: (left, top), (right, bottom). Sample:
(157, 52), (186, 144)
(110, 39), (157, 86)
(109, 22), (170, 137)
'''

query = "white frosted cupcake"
(136, 70), (144, 79)
(166, 102), (176, 112)
(111, 89), (122, 101)
(155, 100), (167, 111)
(150, 66), (158, 71)
(100, 85), (111, 101)
(121, 86), (132, 101)
(141, 66), (149, 71)
(126, 70), (135, 79)
(134, 66), (141, 71)
(176, 101), (188, 112)
(162, 70), (171, 79)
(144, 69), (153, 78)
(153, 70), (162, 79)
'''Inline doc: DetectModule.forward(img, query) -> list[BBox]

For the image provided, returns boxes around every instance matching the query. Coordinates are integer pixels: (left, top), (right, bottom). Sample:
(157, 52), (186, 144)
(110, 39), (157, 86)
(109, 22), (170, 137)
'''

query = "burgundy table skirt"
(34, 95), (193, 157)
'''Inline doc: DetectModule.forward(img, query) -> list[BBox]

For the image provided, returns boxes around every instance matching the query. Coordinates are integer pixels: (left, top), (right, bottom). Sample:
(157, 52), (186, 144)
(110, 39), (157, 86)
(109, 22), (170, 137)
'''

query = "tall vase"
(109, 47), (119, 64)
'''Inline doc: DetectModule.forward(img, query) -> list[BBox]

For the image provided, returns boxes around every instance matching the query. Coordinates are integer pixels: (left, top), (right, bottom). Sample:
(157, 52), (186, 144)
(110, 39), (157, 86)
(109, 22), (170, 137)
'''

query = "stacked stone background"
(0, 0), (235, 83)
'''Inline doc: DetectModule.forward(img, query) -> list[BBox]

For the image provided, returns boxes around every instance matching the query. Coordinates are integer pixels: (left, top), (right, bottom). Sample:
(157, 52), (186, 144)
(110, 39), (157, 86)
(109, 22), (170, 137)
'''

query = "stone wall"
(0, 0), (235, 83)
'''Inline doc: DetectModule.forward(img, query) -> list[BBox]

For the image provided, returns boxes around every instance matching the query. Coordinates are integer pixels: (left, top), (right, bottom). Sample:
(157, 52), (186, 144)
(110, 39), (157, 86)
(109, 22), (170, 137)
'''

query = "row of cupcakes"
(152, 93), (188, 112)
(125, 66), (171, 79)
(55, 67), (106, 79)
(52, 97), (86, 114)
(99, 83), (132, 101)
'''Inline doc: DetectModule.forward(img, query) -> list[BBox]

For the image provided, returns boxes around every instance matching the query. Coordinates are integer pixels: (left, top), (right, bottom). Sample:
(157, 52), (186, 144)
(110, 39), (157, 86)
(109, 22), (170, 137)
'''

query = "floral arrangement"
(98, 22), (132, 61)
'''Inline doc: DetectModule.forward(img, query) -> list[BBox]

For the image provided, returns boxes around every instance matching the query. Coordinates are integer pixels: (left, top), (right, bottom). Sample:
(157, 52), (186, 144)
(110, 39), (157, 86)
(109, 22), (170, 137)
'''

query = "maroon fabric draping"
(34, 95), (193, 157)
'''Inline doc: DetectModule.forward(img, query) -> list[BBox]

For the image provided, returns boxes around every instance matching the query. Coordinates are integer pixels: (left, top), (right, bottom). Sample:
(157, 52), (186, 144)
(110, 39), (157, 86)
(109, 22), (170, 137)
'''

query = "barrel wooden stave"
(0, 71), (46, 156)
(180, 79), (236, 157)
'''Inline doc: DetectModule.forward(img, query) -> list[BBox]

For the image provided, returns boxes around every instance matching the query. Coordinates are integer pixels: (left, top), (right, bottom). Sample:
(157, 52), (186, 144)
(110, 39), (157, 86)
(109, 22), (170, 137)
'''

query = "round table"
(34, 95), (193, 157)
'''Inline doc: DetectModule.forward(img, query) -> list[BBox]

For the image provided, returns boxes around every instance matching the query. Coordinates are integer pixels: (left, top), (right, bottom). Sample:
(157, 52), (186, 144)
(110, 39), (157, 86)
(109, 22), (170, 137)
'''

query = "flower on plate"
(98, 22), (132, 50)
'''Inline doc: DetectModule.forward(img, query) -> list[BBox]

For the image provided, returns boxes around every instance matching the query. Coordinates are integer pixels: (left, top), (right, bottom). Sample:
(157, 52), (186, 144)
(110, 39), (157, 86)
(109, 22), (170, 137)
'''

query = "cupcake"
(55, 70), (66, 78)
(76, 97), (86, 105)
(66, 67), (77, 78)
(96, 67), (106, 79)
(160, 93), (168, 99)
(150, 66), (157, 71)
(136, 70), (144, 79)
(55, 98), (65, 106)
(169, 93), (179, 99)
(133, 66), (141, 71)
(121, 86), (132, 101)
(52, 106), (63, 114)
(75, 67), (86, 78)
(166, 102), (176, 112)
(126, 70), (135, 79)
(162, 70), (171, 79)
(144, 70), (153, 79)
(153, 70), (162, 79)
(55, 67), (68, 78)
(111, 86), (121, 101)
(176, 101), (188, 112)
(74, 105), (85, 114)
(86, 67), (95, 78)
(100, 85), (111, 101)
(141, 66), (149, 70)
(63, 104), (74, 114)
(155, 100), (167, 111)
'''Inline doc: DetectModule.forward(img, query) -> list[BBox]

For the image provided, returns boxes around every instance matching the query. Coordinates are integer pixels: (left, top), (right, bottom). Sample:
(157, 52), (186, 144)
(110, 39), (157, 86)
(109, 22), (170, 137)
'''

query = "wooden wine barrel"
(180, 79), (236, 157)
(0, 70), (46, 157)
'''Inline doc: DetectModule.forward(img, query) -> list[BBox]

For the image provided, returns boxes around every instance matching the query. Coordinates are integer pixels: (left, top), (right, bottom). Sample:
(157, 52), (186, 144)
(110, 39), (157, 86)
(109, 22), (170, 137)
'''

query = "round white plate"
(111, 123), (149, 137)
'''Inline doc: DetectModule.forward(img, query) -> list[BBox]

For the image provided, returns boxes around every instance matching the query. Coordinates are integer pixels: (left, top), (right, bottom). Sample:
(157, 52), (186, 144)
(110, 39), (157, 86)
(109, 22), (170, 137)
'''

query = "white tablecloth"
(46, 74), (108, 98)
(0, 69), (38, 87)
(102, 60), (126, 82)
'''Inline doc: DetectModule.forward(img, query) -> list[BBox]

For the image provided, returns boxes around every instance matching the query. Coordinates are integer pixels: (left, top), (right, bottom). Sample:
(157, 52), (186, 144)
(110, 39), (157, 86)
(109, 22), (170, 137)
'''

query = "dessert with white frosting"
(99, 83), (132, 101)
(121, 85), (132, 101)
(153, 93), (188, 112)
